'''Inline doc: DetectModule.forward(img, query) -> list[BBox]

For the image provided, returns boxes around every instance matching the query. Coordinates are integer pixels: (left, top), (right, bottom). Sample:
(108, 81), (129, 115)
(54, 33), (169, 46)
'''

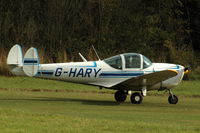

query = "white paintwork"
(23, 47), (39, 77)
(37, 61), (129, 88)
(7, 45), (25, 76)
(36, 60), (185, 91)
(150, 63), (185, 90)
(7, 44), (23, 66)
(7, 45), (185, 93)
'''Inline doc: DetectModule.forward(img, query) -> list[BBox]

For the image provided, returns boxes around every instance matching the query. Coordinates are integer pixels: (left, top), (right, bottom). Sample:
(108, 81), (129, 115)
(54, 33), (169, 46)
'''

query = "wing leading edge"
(111, 70), (178, 90)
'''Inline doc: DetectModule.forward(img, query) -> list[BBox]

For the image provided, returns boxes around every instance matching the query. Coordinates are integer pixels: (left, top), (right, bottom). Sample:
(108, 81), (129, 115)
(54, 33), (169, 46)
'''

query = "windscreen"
(143, 55), (152, 69)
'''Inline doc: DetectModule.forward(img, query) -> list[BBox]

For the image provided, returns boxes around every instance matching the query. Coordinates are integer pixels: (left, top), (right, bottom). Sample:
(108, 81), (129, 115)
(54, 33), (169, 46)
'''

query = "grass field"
(0, 76), (200, 133)
(0, 76), (200, 96)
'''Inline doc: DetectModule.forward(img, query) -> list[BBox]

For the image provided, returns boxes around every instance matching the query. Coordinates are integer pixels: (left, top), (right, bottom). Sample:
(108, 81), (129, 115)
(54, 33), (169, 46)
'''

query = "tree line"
(0, 0), (199, 69)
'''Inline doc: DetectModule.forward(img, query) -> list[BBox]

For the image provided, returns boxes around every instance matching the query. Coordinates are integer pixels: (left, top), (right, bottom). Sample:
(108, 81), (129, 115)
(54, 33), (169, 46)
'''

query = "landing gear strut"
(168, 89), (178, 104)
(114, 90), (127, 103)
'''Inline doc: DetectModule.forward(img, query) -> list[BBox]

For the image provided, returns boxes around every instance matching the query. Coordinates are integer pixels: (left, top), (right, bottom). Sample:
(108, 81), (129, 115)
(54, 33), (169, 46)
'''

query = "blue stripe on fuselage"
(169, 65), (180, 70)
(99, 72), (144, 77)
(38, 71), (53, 75)
(24, 60), (38, 63)
(37, 70), (54, 76)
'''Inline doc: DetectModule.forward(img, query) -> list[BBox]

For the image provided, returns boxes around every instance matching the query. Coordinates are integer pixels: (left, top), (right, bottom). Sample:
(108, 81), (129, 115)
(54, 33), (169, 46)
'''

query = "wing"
(111, 70), (178, 90)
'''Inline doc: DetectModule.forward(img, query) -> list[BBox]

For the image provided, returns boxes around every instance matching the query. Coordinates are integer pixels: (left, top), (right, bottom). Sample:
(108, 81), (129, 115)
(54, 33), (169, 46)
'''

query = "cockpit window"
(104, 55), (122, 70)
(143, 55), (152, 69)
(124, 54), (141, 68)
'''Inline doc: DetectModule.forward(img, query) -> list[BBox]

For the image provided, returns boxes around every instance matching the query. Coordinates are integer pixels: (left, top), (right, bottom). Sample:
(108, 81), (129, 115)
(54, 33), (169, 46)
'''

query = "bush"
(0, 62), (13, 76)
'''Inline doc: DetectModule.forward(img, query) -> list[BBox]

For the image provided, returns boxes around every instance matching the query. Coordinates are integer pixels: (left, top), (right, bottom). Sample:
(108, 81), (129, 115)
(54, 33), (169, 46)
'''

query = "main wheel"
(168, 95), (178, 104)
(114, 90), (127, 103)
(130, 92), (143, 104)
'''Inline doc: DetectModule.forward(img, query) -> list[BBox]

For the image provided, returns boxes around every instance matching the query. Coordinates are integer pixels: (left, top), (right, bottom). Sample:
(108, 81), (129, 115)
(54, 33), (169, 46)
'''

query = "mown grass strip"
(0, 76), (200, 96)
(0, 90), (199, 133)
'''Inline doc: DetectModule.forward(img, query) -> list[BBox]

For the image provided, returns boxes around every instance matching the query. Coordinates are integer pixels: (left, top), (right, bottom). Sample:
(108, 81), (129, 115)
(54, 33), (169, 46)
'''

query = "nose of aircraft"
(184, 67), (189, 74)
(179, 65), (185, 71)
(178, 65), (189, 76)
(153, 63), (184, 72)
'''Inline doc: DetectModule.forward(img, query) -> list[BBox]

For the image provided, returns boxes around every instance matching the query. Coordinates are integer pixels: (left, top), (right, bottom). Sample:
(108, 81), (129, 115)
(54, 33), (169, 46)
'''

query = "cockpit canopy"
(104, 53), (152, 70)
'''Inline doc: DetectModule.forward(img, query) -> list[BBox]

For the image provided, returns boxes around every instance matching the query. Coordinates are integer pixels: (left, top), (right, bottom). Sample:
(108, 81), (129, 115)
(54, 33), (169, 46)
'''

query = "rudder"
(7, 44), (23, 67)
(7, 44), (25, 75)
(23, 47), (39, 77)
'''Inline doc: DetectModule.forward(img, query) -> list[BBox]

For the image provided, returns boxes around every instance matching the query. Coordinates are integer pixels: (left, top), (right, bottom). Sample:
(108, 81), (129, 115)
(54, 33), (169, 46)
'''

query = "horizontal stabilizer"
(23, 47), (39, 77)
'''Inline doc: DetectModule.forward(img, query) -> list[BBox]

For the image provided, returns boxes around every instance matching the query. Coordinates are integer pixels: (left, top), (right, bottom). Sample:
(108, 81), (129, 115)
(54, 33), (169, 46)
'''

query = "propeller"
(184, 67), (189, 75)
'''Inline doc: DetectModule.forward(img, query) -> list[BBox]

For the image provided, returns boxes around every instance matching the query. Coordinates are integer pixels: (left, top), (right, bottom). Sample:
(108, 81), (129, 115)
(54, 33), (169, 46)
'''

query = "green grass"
(0, 76), (200, 133)
(0, 76), (101, 92)
(0, 91), (200, 133)
(174, 81), (200, 96)
(0, 76), (200, 96)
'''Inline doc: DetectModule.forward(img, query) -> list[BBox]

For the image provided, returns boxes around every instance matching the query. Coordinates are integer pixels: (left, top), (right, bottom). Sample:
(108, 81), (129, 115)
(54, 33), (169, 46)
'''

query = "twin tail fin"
(7, 44), (39, 77)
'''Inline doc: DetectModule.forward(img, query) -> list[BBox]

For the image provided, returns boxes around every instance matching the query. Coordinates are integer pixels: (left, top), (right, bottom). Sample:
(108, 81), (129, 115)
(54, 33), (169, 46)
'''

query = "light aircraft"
(7, 44), (188, 104)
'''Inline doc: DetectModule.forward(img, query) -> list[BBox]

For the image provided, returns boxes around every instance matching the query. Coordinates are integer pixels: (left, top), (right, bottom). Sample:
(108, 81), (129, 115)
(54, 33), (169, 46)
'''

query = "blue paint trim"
(24, 60), (38, 63)
(101, 71), (144, 73)
(99, 73), (144, 77)
(23, 64), (39, 66)
(170, 65), (180, 70)
(38, 71), (53, 75)
(99, 76), (135, 78)
(37, 69), (54, 76)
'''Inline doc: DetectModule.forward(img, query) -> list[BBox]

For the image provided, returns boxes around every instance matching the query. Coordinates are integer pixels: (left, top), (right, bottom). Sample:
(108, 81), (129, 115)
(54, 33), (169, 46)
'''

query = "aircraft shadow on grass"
(0, 97), (121, 106)
(0, 96), (182, 107)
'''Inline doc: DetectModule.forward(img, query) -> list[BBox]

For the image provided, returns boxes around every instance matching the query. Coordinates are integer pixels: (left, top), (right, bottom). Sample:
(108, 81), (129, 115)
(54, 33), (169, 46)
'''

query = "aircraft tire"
(114, 90), (127, 103)
(168, 95), (178, 104)
(130, 92), (143, 104)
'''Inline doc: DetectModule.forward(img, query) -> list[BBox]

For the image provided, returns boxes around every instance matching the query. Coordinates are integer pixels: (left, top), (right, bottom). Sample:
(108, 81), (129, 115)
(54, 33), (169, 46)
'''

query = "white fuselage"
(7, 45), (185, 91)
(34, 61), (185, 91)
(6, 45), (185, 105)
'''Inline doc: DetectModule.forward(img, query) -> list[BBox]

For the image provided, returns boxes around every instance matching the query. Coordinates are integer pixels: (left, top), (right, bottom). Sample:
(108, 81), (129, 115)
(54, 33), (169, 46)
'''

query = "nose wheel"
(168, 90), (178, 104)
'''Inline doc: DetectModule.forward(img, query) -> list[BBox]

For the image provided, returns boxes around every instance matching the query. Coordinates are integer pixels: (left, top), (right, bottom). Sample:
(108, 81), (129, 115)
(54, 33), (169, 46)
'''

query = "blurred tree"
(0, 0), (198, 68)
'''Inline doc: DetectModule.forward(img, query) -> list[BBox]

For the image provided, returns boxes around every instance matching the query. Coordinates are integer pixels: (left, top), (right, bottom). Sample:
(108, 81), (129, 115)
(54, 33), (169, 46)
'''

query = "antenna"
(78, 53), (87, 62)
(92, 45), (101, 61)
